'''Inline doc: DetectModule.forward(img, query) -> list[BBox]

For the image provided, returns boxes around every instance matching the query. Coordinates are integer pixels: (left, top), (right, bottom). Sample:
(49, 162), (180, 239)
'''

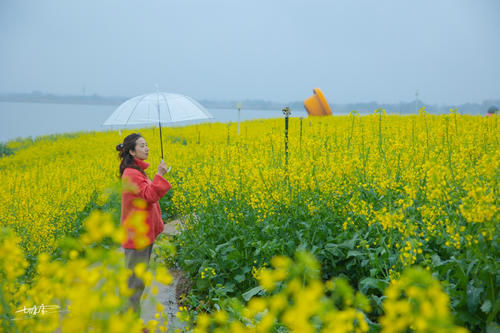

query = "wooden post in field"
(283, 107), (291, 168)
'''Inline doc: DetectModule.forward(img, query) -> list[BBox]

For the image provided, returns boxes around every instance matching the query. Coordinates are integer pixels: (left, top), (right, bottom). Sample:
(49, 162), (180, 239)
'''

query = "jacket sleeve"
(123, 169), (172, 203)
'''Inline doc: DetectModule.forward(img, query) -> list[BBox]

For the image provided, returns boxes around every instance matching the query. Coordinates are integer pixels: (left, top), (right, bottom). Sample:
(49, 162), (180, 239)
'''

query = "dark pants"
(123, 243), (153, 316)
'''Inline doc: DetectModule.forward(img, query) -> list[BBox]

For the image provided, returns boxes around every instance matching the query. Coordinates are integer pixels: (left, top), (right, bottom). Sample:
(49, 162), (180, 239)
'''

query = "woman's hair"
(116, 133), (147, 178)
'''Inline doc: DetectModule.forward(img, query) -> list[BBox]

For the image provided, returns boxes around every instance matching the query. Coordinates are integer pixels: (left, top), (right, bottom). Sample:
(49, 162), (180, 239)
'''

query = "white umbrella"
(104, 92), (213, 158)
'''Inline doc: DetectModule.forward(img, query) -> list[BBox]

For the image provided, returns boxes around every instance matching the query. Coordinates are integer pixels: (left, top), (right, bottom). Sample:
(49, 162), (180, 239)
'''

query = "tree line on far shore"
(1, 91), (498, 115)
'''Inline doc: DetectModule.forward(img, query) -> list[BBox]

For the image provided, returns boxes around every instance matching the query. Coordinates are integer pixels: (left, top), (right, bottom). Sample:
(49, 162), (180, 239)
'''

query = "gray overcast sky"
(1, 0), (499, 104)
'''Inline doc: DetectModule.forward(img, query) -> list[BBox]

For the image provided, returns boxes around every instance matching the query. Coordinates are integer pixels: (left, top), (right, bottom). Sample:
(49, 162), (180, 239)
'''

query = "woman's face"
(130, 137), (149, 160)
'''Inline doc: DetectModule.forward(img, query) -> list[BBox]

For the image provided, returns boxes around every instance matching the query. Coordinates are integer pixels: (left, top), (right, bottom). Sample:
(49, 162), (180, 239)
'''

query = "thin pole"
(157, 93), (164, 159)
(237, 102), (242, 135)
(283, 107), (291, 189)
(285, 115), (289, 166)
(282, 107), (291, 168)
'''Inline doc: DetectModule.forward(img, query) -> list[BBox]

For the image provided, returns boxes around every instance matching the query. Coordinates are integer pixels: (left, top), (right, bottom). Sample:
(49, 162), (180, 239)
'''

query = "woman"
(116, 133), (171, 316)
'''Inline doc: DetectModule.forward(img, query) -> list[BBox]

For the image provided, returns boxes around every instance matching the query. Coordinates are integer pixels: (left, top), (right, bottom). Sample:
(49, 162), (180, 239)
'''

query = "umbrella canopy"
(104, 92), (213, 159)
(104, 92), (213, 126)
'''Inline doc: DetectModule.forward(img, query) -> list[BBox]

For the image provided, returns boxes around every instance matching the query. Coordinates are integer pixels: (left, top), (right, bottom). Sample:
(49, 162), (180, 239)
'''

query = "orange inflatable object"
(304, 88), (332, 116)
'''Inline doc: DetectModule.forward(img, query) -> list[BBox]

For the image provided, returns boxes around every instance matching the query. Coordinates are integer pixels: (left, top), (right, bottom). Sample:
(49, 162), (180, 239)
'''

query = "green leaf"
(196, 278), (209, 290)
(466, 281), (483, 312)
(324, 244), (343, 257)
(347, 250), (363, 258)
(183, 259), (199, 266)
(481, 300), (492, 313)
(368, 294), (385, 310)
(235, 274), (246, 283)
(242, 286), (264, 301)
(359, 277), (387, 294)
(339, 239), (356, 249)
(466, 259), (477, 276)
(227, 249), (241, 261)
(431, 254), (441, 266)
(215, 242), (230, 253)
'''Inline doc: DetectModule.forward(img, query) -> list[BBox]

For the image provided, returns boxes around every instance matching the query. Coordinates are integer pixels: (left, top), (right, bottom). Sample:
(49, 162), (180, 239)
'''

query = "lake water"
(0, 102), (311, 143)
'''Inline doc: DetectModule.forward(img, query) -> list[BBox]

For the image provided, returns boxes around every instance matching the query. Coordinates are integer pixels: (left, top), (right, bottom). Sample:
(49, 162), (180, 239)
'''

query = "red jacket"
(120, 157), (171, 249)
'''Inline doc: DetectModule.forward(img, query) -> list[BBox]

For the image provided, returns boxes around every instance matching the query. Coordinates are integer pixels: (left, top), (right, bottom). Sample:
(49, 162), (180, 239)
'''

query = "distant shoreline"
(1, 93), (498, 115)
(0, 94), (300, 111)
(0, 98), (120, 106)
(0, 98), (286, 111)
(0, 95), (125, 106)
(0, 95), (284, 110)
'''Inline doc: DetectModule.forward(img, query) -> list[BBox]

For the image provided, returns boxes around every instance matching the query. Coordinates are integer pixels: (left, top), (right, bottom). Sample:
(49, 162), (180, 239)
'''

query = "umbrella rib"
(160, 92), (173, 122)
(104, 95), (144, 126)
(116, 96), (140, 122)
(184, 95), (213, 119)
(125, 94), (149, 125)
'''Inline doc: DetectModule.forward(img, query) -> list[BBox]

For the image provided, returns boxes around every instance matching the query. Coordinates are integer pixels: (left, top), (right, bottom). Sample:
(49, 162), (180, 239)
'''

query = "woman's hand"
(157, 160), (168, 176)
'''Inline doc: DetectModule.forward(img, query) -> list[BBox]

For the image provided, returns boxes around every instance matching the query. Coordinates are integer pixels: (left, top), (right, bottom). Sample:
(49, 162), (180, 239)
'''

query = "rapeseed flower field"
(0, 109), (498, 331)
